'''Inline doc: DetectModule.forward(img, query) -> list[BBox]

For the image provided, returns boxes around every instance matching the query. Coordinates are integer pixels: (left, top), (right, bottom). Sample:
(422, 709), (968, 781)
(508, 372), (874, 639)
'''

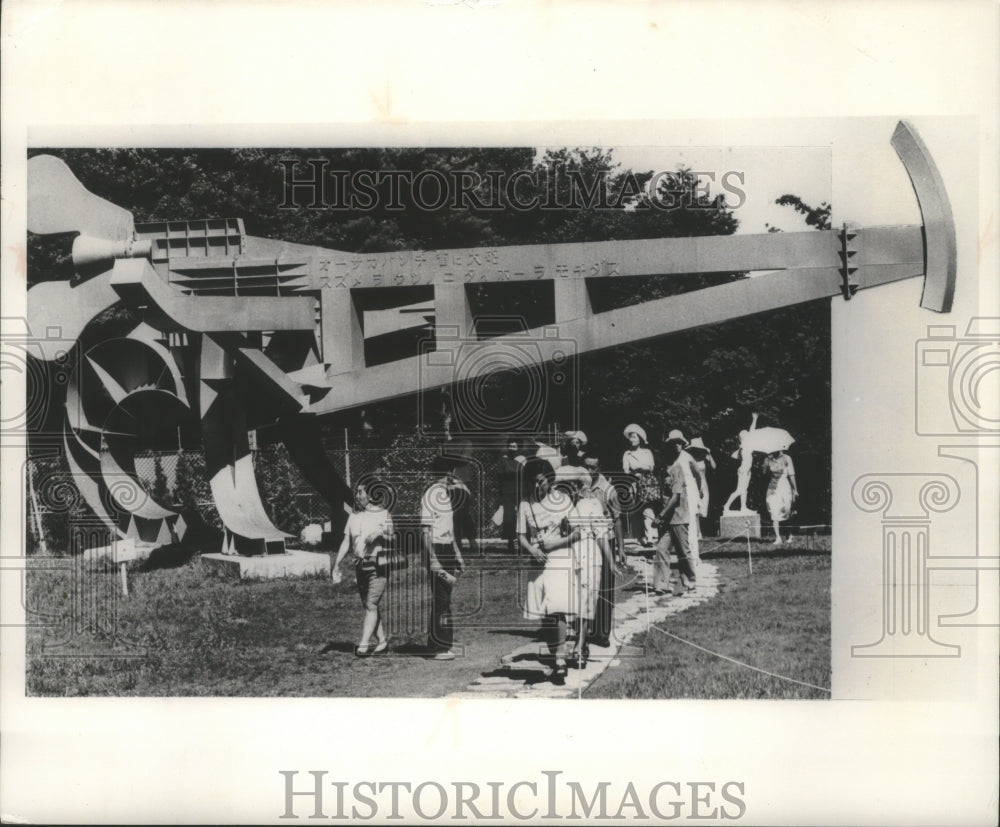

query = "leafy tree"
(26, 147), (832, 527)
(151, 454), (170, 504)
(774, 195), (832, 231)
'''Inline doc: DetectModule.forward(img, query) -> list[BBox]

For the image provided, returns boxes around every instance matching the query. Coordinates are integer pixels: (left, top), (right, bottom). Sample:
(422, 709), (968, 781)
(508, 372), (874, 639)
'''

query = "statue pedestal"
(720, 511), (761, 539)
(200, 549), (331, 580)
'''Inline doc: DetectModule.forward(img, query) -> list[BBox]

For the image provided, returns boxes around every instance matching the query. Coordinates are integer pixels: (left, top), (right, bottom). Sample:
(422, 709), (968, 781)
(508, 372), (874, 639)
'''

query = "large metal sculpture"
(26, 122), (957, 556)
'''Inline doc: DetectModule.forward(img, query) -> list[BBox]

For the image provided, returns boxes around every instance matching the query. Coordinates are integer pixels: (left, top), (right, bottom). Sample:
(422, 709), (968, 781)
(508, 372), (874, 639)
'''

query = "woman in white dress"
(517, 458), (568, 620)
(765, 450), (798, 544)
(687, 437), (715, 529)
(622, 423), (659, 546)
(518, 462), (583, 684)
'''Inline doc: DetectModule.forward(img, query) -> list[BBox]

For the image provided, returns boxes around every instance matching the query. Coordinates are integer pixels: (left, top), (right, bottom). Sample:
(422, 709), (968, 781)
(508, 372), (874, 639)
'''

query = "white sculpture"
(723, 413), (794, 513)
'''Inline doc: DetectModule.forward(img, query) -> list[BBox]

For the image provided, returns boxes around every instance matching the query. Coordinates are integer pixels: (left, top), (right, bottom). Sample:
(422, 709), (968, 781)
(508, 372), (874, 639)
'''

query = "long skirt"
(530, 540), (601, 621)
(766, 475), (794, 521)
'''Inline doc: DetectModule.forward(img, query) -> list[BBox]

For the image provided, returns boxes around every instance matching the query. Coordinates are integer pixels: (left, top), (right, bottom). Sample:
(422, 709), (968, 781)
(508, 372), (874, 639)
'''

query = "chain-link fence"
(25, 431), (555, 555)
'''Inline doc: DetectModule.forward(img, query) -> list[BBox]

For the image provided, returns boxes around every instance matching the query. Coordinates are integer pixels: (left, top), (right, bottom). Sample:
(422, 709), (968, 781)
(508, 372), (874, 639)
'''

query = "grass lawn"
(25, 538), (830, 699)
(586, 539), (832, 699)
(25, 548), (583, 697)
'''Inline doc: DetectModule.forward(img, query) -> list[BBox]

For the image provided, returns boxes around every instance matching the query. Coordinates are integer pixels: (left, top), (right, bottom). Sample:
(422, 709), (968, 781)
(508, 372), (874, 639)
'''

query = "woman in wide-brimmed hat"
(517, 463), (594, 684)
(764, 449), (798, 544)
(687, 436), (715, 533)
(622, 423), (659, 547)
(554, 465), (608, 672)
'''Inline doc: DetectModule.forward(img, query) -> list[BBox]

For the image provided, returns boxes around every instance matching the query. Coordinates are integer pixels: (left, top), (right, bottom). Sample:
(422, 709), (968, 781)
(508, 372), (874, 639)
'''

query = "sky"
(608, 144), (833, 234)
(539, 117), (927, 236)
(370, 120), (933, 331)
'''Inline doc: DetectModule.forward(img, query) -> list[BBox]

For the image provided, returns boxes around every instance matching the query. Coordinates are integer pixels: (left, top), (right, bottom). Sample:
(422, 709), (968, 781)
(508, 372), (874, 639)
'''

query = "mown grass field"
(587, 542), (831, 699)
(24, 538), (830, 699)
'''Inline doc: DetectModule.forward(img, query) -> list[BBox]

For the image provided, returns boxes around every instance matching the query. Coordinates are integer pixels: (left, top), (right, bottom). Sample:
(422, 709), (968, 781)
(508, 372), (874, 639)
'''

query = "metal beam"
(223, 228), (839, 293)
(110, 259), (315, 333)
(304, 225), (925, 415)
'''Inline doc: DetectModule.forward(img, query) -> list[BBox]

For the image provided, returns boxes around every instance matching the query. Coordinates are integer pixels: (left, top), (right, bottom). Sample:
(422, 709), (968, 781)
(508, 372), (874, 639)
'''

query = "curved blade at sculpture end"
(28, 154), (135, 241)
(891, 121), (957, 313)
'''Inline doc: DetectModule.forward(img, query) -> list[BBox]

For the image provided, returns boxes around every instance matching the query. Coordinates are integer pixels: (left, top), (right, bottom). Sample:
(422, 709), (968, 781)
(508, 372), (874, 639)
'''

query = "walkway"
(446, 546), (720, 699)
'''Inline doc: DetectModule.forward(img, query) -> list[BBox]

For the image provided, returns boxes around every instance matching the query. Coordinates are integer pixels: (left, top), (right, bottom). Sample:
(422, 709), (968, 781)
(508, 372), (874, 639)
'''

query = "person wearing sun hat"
(525, 464), (604, 681)
(652, 436), (698, 595)
(664, 429), (704, 565)
(554, 464), (610, 670)
(687, 436), (716, 535)
(622, 423), (659, 546)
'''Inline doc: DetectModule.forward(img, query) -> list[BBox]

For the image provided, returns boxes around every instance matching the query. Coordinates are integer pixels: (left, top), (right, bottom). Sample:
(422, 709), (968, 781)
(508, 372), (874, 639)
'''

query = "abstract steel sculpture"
(26, 121), (957, 556)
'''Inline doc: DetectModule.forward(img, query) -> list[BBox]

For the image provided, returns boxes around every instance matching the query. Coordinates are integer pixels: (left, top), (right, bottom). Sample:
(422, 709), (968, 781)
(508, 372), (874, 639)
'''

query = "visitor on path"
(496, 436), (524, 555)
(664, 429), (704, 566)
(422, 456), (466, 660)
(514, 458), (569, 658)
(331, 478), (394, 657)
(765, 449), (798, 544)
(583, 454), (625, 648)
(651, 439), (698, 595)
(687, 436), (715, 536)
(622, 423), (659, 547)
(446, 440), (479, 557)
(449, 474), (479, 557)
(561, 465), (611, 671)
(520, 465), (590, 685)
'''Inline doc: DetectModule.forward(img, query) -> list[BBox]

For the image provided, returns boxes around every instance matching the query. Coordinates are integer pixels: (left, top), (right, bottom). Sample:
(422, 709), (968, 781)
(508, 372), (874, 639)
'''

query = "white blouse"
(345, 507), (392, 560)
(622, 447), (655, 473)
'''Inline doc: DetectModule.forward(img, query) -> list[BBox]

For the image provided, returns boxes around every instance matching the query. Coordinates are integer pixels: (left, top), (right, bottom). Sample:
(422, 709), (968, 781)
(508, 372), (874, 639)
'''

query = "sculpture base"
(719, 511), (761, 539)
(82, 538), (156, 569)
(200, 549), (331, 580)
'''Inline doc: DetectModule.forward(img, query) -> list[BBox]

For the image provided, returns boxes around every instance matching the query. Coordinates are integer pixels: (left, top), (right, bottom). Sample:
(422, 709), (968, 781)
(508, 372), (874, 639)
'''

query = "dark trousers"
(429, 543), (458, 651)
(590, 548), (615, 642)
(500, 499), (518, 551)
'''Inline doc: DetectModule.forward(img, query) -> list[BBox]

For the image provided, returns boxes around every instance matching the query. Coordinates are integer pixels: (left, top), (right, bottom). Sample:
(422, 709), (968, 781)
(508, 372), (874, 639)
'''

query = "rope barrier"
(646, 624), (831, 694)
(594, 548), (833, 696)
(599, 601), (831, 695)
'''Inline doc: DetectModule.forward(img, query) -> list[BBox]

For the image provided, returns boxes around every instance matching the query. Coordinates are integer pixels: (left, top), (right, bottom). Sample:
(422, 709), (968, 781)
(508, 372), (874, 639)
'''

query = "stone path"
(445, 547), (721, 699)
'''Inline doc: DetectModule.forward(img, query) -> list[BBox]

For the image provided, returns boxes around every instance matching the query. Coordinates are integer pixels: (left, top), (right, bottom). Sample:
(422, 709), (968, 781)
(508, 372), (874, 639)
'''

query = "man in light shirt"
(653, 439), (698, 595)
(421, 455), (466, 660)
